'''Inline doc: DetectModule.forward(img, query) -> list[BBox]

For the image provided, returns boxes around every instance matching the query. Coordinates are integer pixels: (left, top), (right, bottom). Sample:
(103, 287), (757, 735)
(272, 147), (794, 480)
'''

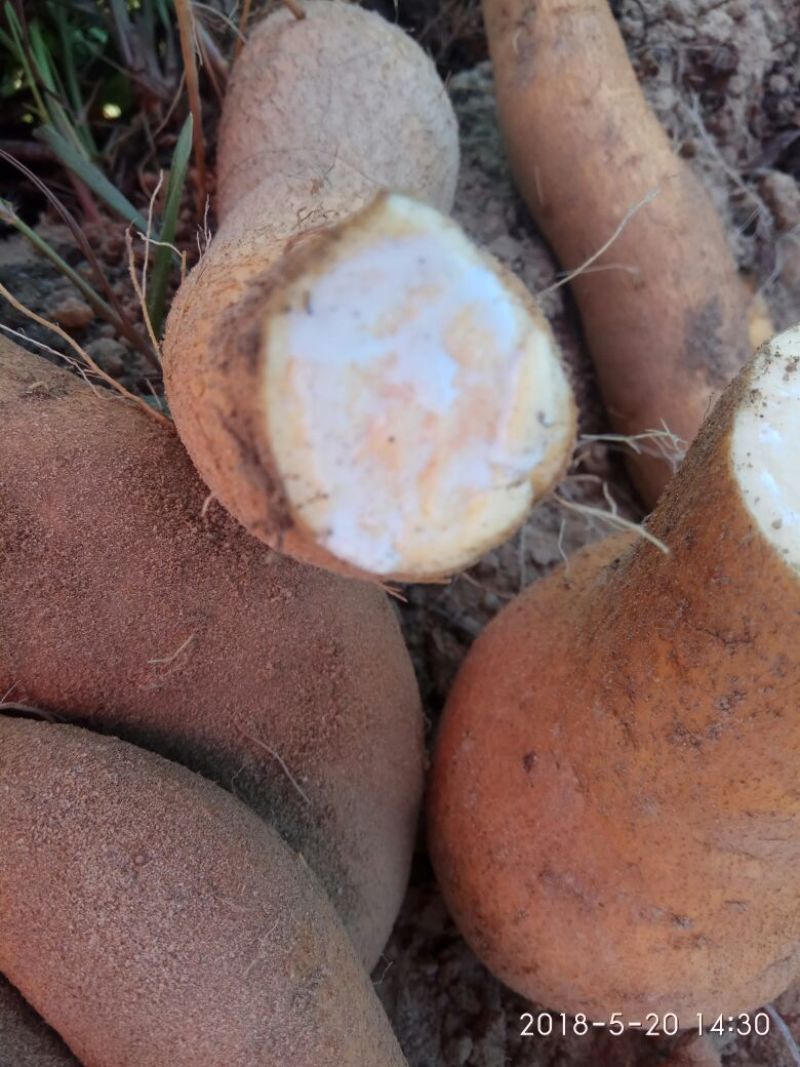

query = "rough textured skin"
(163, 1), (460, 577)
(0, 341), (423, 971)
(0, 719), (408, 1067)
(482, 0), (751, 505)
(0, 977), (79, 1067)
(429, 349), (800, 1022)
(216, 2), (458, 220)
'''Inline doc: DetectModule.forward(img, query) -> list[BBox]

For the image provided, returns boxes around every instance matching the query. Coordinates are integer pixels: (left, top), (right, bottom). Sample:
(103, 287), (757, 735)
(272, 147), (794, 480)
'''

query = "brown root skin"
(429, 340), (800, 1022)
(215, 2), (458, 220)
(0, 719), (408, 1067)
(483, 0), (751, 506)
(0, 339), (423, 972)
(0, 977), (79, 1067)
(164, 209), (341, 576)
(164, 1), (576, 582)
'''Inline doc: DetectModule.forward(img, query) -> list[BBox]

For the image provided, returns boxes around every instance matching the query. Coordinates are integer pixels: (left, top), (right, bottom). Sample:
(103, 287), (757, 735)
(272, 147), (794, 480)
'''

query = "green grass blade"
(36, 124), (148, 231)
(51, 3), (99, 157)
(28, 19), (92, 158)
(52, 4), (81, 112)
(3, 3), (48, 120)
(43, 92), (90, 161)
(28, 22), (57, 92)
(4, 7), (89, 159)
(155, 0), (173, 29)
(147, 112), (192, 337)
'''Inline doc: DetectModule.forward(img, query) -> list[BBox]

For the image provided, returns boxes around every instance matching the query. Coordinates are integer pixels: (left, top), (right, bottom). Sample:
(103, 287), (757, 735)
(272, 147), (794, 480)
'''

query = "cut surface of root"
(264, 194), (575, 579)
(732, 325), (800, 572)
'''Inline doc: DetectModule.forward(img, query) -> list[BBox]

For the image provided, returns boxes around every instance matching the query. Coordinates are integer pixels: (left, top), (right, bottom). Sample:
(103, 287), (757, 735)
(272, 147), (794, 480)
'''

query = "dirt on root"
(0, 0), (798, 1065)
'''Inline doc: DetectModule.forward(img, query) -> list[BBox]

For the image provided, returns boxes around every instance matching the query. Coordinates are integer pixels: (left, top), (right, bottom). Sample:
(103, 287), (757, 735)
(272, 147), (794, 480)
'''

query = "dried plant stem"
(141, 172), (165, 307)
(125, 229), (163, 361)
(539, 185), (663, 297)
(0, 282), (172, 430)
(554, 491), (670, 555)
(236, 725), (311, 806)
(174, 0), (207, 214)
(282, 0), (307, 19)
(235, 0), (253, 55)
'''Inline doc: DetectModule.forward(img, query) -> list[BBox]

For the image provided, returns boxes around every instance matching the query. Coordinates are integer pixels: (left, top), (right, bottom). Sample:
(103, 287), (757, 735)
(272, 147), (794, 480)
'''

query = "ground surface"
(1, 0), (799, 1064)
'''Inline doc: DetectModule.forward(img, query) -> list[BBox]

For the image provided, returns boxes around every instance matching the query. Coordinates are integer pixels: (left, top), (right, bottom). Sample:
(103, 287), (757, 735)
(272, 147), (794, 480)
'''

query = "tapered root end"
(263, 194), (576, 580)
(732, 324), (800, 573)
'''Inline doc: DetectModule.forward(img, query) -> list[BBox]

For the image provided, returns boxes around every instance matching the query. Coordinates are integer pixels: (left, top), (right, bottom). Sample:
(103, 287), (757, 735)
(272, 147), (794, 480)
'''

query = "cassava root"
(163, 0), (576, 581)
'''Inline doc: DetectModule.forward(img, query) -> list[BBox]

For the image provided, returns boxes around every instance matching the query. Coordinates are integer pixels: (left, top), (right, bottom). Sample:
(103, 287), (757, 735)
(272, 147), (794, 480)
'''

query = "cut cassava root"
(163, 1), (576, 581)
(262, 195), (574, 578)
(0, 339), (422, 972)
(482, 0), (751, 506)
(429, 325), (800, 1023)
(0, 718), (408, 1067)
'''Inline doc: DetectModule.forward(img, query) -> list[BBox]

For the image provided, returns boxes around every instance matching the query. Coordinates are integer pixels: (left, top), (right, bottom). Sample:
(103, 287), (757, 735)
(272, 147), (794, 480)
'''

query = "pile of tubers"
(1, 0), (798, 1063)
(430, 323), (800, 1023)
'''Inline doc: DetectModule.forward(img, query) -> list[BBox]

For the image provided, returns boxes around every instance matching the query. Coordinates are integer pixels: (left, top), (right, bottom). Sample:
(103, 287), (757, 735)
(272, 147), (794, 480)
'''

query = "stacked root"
(0, 338), (417, 1066)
